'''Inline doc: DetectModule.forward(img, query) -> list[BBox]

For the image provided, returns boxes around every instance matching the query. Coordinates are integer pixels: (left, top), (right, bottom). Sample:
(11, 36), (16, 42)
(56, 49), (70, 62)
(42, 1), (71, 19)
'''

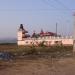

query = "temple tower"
(17, 24), (28, 45)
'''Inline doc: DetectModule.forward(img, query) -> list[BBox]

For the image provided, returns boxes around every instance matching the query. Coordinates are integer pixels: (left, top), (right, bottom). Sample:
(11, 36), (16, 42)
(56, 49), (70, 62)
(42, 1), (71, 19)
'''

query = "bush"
(38, 41), (46, 47)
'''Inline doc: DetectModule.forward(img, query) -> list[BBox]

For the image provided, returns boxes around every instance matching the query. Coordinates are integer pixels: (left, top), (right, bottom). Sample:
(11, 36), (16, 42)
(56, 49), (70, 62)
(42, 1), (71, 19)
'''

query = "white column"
(17, 31), (23, 41)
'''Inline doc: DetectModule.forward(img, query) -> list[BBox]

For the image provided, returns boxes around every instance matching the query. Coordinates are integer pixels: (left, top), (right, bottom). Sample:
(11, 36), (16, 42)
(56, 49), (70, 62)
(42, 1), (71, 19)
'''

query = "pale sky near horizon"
(0, 0), (75, 38)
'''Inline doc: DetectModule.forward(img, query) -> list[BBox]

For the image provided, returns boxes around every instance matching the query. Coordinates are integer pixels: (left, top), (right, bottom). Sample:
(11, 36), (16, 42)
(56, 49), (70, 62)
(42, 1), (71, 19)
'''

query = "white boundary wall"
(17, 36), (73, 46)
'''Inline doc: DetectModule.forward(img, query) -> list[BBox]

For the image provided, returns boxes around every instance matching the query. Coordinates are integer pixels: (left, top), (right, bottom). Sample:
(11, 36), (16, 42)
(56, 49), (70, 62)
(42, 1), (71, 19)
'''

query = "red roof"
(40, 31), (57, 36)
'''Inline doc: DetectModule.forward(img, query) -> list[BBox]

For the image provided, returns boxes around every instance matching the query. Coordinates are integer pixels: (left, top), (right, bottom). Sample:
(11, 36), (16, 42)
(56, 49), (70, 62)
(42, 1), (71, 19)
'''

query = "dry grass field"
(0, 44), (74, 75)
(0, 56), (75, 75)
(0, 43), (18, 50)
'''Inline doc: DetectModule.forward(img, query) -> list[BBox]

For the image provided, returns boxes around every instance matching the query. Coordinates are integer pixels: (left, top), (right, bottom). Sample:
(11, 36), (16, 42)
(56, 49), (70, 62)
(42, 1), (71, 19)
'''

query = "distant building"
(17, 24), (73, 46)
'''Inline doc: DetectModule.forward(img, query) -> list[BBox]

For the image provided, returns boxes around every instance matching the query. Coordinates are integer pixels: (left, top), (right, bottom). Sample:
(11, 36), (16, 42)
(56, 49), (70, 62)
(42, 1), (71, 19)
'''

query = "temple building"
(17, 24), (73, 46)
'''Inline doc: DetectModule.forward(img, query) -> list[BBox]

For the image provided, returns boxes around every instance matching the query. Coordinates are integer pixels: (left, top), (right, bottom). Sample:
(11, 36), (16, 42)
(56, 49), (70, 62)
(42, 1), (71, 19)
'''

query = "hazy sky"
(0, 0), (75, 38)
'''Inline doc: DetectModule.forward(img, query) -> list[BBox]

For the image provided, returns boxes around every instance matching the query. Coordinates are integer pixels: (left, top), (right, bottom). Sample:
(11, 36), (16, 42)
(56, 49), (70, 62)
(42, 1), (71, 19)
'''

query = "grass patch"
(0, 44), (73, 59)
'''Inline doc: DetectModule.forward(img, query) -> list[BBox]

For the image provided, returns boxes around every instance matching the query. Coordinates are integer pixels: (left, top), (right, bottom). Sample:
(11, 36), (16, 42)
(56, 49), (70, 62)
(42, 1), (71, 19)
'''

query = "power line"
(0, 0), (74, 12)
(42, 0), (75, 11)
(53, 0), (70, 10)
(0, 9), (74, 12)
(41, 0), (58, 9)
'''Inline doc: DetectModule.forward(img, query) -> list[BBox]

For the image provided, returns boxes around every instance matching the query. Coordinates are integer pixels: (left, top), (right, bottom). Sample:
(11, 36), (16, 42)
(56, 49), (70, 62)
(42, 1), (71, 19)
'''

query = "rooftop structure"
(17, 24), (73, 46)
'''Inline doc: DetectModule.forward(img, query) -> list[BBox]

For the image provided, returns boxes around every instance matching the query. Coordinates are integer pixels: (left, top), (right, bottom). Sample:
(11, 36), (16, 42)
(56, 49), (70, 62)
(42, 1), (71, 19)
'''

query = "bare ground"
(0, 56), (75, 75)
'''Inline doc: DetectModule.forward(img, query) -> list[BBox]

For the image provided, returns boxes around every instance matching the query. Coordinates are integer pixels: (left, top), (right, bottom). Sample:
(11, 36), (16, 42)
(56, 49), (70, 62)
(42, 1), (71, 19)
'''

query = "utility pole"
(73, 13), (75, 53)
(56, 22), (57, 37)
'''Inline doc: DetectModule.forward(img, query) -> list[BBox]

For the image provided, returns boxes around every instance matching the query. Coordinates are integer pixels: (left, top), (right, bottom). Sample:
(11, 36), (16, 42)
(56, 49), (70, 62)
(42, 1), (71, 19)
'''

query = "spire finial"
(20, 24), (24, 29)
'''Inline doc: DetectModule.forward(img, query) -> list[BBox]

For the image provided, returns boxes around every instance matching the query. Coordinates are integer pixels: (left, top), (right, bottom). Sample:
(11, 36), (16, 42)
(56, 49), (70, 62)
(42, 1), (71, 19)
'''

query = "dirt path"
(0, 57), (75, 75)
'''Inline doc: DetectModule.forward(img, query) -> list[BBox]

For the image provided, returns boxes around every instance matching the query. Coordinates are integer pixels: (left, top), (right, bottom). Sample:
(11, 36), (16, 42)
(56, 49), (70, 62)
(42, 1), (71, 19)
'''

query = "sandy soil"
(0, 57), (75, 75)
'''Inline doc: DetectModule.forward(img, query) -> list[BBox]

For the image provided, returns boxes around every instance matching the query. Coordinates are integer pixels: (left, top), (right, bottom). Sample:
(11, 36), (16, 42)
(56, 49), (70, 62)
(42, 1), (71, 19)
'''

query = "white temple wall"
(17, 38), (73, 46)
(17, 41), (25, 45)
(17, 31), (22, 41)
